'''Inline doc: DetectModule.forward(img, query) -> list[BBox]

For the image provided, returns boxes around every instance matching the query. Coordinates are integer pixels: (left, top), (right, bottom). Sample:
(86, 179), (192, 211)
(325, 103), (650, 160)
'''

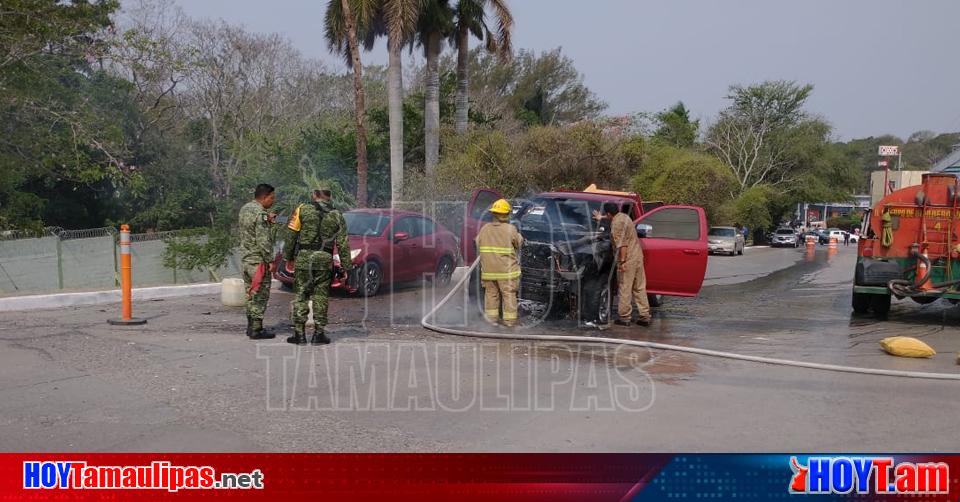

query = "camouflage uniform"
(238, 201), (275, 321)
(283, 199), (351, 343)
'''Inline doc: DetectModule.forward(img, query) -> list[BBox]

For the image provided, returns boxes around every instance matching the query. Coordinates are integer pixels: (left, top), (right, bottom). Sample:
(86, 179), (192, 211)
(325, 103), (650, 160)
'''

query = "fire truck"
(853, 172), (960, 316)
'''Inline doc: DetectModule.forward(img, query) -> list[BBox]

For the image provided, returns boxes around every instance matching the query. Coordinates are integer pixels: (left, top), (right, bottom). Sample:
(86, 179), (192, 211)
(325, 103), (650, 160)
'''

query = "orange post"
(108, 224), (146, 326)
(916, 247), (933, 291)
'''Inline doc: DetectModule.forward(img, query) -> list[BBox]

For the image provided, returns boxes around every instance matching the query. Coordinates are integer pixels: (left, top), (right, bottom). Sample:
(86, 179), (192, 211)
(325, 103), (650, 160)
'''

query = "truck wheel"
(871, 294), (892, 317)
(581, 275), (612, 324)
(647, 294), (662, 308)
(851, 291), (871, 314)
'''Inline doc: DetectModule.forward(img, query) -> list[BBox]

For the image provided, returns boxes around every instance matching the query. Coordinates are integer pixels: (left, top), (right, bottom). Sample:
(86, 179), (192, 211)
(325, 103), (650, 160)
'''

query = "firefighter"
(603, 202), (651, 327)
(476, 198), (523, 327)
(283, 188), (352, 345)
(238, 183), (278, 339)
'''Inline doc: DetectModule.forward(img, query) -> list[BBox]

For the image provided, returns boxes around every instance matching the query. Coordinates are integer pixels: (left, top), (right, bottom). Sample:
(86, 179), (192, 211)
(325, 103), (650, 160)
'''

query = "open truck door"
(635, 205), (708, 297)
(461, 188), (503, 264)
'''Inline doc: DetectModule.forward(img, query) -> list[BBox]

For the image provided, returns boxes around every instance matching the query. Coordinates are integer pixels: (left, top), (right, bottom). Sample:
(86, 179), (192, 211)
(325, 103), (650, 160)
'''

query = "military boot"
(248, 318), (276, 340)
(245, 315), (254, 337)
(286, 323), (307, 345)
(310, 328), (331, 345)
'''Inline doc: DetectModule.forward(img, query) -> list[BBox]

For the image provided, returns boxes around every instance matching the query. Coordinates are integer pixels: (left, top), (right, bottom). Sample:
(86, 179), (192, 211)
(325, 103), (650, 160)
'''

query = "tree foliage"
(631, 144), (735, 221)
(652, 102), (699, 148)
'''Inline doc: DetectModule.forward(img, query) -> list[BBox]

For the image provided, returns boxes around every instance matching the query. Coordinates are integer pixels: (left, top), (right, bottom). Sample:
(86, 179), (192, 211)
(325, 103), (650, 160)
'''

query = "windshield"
(708, 227), (736, 237)
(775, 229), (794, 235)
(344, 212), (391, 236)
(517, 197), (602, 235)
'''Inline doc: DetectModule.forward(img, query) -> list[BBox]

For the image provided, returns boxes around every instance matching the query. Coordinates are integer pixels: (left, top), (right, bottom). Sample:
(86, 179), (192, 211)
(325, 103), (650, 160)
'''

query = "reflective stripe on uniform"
(478, 246), (515, 255)
(501, 311), (518, 321)
(480, 270), (521, 280)
(287, 205), (303, 232)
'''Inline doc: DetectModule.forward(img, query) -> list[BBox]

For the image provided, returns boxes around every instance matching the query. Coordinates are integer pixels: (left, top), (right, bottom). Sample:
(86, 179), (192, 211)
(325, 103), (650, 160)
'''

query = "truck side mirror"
(636, 223), (653, 238)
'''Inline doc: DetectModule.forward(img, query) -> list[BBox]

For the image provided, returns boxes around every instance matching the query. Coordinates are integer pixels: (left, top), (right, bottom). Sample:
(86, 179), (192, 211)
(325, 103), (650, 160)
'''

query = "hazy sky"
(169, 0), (959, 140)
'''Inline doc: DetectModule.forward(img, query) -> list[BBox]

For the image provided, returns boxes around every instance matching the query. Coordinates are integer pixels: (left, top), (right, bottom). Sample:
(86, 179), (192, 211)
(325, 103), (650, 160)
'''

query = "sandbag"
(879, 337), (936, 358)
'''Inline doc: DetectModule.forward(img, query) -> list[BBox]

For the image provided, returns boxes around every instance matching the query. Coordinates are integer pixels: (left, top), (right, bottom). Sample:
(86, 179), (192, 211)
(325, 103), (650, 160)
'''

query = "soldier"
(476, 198), (523, 327)
(238, 184), (278, 339)
(283, 188), (351, 345)
(603, 202), (651, 327)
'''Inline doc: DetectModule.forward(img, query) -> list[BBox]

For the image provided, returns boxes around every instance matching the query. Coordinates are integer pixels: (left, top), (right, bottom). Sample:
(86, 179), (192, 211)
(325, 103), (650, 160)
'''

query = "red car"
(273, 208), (460, 297)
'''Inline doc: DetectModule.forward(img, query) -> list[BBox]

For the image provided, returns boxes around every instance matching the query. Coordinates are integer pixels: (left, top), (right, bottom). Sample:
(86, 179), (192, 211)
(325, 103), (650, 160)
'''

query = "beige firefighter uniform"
(476, 220), (523, 326)
(611, 212), (650, 322)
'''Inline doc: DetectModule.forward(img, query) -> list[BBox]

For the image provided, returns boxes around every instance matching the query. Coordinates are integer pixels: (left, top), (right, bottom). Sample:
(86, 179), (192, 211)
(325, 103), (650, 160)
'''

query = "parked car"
(273, 208), (460, 297)
(839, 230), (859, 243)
(819, 228), (856, 245)
(707, 226), (745, 256)
(770, 227), (799, 248)
(799, 230), (821, 245)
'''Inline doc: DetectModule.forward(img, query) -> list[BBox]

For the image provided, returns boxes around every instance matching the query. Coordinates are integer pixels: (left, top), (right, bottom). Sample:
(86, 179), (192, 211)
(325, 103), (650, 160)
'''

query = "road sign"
(879, 145), (899, 156)
(878, 160), (888, 167)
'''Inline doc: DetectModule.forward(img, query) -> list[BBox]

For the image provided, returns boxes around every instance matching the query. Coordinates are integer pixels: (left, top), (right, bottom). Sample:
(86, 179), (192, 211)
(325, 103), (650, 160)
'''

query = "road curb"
(0, 280), (280, 312)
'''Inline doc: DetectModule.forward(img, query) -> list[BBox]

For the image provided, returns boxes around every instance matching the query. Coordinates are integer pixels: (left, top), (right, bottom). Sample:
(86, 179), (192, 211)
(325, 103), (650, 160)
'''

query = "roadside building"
(796, 196), (870, 229)
(928, 143), (960, 175)
(869, 170), (926, 205)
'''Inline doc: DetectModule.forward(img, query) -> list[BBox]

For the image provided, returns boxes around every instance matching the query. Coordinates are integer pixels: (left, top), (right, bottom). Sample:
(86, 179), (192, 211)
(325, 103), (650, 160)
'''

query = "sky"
(167, 0), (959, 140)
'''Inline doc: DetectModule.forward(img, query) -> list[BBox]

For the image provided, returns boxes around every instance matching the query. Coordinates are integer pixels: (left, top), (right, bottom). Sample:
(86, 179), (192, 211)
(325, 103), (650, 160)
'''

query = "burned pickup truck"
(466, 187), (709, 324)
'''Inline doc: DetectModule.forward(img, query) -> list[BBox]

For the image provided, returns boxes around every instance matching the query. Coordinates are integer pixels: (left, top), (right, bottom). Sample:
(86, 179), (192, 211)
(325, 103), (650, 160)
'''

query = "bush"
(734, 186), (774, 233)
(412, 122), (643, 203)
(630, 144), (736, 222)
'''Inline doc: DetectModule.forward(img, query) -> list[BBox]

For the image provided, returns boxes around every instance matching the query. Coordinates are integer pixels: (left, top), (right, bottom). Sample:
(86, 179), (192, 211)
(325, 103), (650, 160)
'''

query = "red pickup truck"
(461, 186), (708, 323)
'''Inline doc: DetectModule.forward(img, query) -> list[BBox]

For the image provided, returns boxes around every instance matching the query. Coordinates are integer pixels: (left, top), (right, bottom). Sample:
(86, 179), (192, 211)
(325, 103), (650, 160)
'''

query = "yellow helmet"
(489, 198), (512, 215)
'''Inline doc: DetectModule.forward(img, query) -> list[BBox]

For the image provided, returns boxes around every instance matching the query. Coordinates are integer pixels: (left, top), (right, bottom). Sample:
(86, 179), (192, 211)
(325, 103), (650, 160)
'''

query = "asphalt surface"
(2, 245), (958, 452)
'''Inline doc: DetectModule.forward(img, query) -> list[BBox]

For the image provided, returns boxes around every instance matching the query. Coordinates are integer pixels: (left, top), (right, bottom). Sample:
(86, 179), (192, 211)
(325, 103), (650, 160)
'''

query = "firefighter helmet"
(489, 198), (512, 215)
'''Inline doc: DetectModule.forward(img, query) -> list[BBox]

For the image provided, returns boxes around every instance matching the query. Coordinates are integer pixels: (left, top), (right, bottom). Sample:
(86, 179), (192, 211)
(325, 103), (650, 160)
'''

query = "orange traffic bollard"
(916, 247), (933, 291)
(108, 224), (147, 326)
(828, 236), (837, 249)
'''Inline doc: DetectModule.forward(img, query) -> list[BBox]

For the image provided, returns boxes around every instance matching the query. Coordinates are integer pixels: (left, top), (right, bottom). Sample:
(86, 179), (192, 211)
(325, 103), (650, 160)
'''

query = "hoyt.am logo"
(789, 457), (949, 495)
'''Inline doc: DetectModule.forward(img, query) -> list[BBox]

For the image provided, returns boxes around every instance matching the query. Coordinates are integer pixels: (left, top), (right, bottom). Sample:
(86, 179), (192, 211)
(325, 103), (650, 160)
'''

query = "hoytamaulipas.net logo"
(789, 456), (949, 495)
(23, 460), (264, 492)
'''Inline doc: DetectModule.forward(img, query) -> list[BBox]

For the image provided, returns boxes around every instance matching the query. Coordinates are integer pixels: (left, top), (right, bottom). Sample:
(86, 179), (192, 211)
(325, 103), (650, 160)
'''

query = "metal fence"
(0, 227), (244, 296)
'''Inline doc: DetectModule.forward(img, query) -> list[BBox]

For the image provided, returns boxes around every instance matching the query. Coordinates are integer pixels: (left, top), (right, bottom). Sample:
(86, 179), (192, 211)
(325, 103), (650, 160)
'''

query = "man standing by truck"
(476, 198), (523, 327)
(603, 202), (651, 327)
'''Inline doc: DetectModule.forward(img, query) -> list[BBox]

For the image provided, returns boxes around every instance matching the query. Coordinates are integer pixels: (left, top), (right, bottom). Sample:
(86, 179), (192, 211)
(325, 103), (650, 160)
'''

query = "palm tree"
(325, 0), (376, 206)
(380, 0), (422, 205)
(326, 0), (423, 207)
(450, 0), (512, 134)
(417, 0), (453, 179)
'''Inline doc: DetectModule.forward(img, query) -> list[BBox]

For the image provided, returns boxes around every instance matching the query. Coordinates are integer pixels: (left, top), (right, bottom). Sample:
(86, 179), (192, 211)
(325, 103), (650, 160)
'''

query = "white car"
(827, 229), (858, 244)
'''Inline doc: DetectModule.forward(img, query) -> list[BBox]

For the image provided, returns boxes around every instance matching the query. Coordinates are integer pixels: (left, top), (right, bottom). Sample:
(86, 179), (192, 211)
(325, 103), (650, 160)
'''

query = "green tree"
(450, 0), (513, 134)
(734, 186), (773, 236)
(416, 0), (454, 179)
(652, 102), (699, 148)
(706, 80), (816, 194)
(325, 0), (375, 206)
(631, 144), (736, 222)
(0, 0), (128, 230)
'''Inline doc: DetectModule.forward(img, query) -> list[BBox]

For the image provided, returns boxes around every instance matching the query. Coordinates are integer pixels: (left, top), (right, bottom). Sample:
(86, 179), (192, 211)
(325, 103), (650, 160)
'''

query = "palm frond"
(383, 0), (423, 44)
(485, 0), (513, 57)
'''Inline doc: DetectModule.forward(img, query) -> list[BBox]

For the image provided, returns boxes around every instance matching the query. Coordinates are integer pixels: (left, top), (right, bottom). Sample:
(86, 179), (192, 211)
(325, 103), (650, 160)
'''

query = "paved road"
(1, 245), (958, 452)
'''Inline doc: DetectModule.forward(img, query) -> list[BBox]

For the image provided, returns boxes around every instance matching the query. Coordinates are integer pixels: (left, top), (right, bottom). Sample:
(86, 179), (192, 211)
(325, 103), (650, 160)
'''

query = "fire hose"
(887, 251), (960, 298)
(421, 259), (960, 381)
